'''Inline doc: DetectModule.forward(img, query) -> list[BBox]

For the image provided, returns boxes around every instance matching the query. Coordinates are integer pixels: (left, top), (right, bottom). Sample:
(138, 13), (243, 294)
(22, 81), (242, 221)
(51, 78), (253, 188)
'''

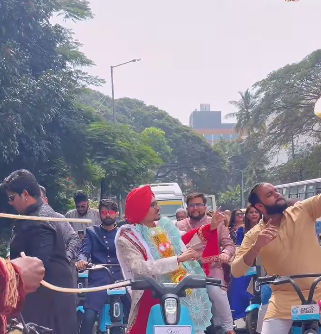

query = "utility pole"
(110, 58), (141, 123)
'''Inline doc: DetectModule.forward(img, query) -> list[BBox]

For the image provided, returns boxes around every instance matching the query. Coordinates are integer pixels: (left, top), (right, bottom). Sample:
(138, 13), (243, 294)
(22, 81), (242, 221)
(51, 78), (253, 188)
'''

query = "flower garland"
(135, 218), (212, 333)
(149, 226), (191, 293)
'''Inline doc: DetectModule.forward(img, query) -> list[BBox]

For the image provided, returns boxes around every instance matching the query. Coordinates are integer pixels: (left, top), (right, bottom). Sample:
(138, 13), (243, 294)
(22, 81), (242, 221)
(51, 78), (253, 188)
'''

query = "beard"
(189, 212), (206, 222)
(264, 199), (288, 215)
(101, 217), (116, 226)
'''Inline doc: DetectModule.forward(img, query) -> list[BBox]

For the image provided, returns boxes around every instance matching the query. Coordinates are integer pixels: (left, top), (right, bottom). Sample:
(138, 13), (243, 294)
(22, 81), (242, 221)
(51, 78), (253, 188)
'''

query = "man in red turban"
(115, 185), (203, 334)
(124, 185), (158, 225)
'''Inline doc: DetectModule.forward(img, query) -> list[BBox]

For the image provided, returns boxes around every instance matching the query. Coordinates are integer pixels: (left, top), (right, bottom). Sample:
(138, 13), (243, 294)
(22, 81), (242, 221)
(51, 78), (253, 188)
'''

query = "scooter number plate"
(154, 325), (192, 334)
(291, 304), (320, 321)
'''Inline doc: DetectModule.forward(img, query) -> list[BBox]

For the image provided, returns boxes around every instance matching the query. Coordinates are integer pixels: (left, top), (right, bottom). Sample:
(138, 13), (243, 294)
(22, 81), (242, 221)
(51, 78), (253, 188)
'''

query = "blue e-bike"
(244, 265), (262, 334)
(121, 274), (222, 334)
(258, 274), (321, 334)
(76, 264), (128, 334)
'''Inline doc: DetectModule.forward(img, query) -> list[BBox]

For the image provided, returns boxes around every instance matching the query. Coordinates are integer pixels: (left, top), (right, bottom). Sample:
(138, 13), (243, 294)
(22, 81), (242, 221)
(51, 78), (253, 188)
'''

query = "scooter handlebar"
(206, 277), (222, 285)
(130, 275), (222, 298)
(257, 275), (278, 285)
(257, 274), (321, 304)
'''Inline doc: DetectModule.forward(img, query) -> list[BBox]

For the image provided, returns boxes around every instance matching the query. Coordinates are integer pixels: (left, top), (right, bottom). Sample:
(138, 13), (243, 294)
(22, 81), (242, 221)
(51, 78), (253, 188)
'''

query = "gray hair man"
(176, 208), (188, 221)
(40, 185), (80, 287)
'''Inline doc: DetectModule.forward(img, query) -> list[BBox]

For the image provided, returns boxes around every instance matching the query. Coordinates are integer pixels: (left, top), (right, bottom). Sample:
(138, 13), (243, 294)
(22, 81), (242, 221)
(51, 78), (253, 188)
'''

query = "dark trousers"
(79, 309), (122, 334)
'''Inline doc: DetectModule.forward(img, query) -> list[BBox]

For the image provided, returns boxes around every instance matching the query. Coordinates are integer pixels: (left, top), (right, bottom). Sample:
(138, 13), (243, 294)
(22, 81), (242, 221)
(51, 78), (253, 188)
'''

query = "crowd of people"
(0, 169), (321, 334)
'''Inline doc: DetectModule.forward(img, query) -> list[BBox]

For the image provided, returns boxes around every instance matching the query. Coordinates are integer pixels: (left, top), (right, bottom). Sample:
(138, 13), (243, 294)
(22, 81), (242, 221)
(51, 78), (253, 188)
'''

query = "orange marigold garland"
(149, 226), (192, 295)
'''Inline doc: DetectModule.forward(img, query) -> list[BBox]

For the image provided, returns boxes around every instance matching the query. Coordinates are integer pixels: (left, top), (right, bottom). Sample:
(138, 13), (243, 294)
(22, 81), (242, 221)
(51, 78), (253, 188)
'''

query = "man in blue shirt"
(76, 199), (130, 334)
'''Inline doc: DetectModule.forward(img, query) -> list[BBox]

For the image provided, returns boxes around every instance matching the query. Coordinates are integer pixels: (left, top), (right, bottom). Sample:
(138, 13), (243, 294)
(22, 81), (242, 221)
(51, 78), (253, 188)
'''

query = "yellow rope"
(20, 253), (130, 294)
(0, 213), (92, 224)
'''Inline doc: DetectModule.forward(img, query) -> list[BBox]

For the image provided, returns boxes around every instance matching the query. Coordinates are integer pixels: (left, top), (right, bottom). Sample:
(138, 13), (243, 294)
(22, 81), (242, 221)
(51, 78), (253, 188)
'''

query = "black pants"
(79, 294), (130, 334)
(80, 309), (122, 334)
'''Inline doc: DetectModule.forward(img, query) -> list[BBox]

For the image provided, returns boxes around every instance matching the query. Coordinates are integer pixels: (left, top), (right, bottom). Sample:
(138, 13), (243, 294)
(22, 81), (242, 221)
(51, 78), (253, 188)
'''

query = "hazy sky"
(57, 0), (321, 125)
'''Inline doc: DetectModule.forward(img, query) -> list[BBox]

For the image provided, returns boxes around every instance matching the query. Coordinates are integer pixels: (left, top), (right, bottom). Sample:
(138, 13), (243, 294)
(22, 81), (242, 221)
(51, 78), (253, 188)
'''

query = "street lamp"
(111, 58), (141, 123)
(234, 168), (244, 208)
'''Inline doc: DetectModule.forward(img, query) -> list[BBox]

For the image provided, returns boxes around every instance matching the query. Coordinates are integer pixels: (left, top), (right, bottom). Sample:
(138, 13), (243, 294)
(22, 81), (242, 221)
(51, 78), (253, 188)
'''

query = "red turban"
(125, 185), (154, 224)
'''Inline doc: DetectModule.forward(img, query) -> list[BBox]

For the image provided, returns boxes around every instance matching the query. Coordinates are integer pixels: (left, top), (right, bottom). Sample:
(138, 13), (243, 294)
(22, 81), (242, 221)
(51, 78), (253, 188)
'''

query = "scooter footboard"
(146, 305), (195, 334)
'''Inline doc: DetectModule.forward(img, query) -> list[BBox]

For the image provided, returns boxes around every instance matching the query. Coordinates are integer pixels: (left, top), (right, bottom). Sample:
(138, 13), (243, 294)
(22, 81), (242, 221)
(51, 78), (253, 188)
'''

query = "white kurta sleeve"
(117, 236), (179, 277)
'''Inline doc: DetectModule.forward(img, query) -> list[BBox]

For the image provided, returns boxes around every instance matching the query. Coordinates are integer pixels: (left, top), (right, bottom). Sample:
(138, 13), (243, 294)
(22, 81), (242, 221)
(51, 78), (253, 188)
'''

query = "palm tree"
(226, 89), (260, 140)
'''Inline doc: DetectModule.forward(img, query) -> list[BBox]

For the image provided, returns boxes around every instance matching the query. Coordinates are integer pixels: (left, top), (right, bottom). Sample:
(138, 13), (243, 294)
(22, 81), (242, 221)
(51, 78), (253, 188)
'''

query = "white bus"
(149, 183), (217, 219)
(275, 178), (321, 244)
(150, 183), (185, 219)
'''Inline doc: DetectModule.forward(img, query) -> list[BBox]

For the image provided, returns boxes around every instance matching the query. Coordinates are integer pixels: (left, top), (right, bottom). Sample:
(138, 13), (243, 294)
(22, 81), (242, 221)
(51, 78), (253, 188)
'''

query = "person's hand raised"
(210, 207), (225, 230)
(253, 220), (278, 252)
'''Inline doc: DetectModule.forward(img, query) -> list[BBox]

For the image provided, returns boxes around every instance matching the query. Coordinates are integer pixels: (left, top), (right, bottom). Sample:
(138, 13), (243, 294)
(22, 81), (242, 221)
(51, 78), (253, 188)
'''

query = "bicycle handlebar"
(257, 273), (321, 304)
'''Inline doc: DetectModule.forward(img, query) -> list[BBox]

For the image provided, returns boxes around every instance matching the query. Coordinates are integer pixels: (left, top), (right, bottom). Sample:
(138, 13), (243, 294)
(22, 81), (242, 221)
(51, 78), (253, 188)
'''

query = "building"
(189, 104), (237, 145)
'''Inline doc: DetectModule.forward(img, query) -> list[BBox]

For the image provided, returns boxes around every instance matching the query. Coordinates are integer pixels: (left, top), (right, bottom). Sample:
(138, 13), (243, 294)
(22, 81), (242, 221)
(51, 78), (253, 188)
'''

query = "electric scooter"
(76, 264), (128, 334)
(258, 273), (321, 334)
(117, 274), (222, 334)
(244, 265), (262, 334)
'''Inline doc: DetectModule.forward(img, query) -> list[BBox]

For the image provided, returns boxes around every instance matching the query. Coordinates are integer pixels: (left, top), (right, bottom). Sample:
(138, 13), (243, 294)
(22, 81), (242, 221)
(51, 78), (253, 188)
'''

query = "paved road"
(235, 318), (247, 332)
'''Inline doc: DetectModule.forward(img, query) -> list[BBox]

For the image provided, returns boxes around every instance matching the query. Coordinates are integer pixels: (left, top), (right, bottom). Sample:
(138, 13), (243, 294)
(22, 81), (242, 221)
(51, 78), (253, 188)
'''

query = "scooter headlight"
(164, 298), (178, 325)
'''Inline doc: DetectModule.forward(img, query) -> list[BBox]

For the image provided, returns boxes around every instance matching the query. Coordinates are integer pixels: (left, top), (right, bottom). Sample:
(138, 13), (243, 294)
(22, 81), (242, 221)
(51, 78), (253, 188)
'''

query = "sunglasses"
(236, 212), (244, 217)
(8, 194), (16, 202)
(100, 210), (116, 216)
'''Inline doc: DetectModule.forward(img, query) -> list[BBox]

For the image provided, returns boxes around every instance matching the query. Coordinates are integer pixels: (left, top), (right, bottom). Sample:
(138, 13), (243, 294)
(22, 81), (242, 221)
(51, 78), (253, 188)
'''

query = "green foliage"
(226, 49), (321, 188)
(56, 0), (93, 21)
(217, 185), (241, 210)
(86, 122), (163, 197)
(77, 90), (226, 195)
(0, 0), (101, 212)
(141, 127), (172, 163)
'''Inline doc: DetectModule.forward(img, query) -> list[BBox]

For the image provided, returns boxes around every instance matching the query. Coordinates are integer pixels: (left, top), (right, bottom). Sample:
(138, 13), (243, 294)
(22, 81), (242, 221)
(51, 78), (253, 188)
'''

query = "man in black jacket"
(2, 169), (77, 334)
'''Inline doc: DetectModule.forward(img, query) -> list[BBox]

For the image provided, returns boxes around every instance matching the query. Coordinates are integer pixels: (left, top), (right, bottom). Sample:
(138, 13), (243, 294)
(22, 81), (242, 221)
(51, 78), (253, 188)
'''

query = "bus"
(275, 178), (321, 244)
(149, 183), (217, 219)
(150, 183), (185, 219)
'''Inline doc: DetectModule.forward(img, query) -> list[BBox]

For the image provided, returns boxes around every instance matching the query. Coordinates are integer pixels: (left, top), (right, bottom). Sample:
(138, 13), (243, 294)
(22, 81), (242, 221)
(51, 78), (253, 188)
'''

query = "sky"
(56, 0), (321, 125)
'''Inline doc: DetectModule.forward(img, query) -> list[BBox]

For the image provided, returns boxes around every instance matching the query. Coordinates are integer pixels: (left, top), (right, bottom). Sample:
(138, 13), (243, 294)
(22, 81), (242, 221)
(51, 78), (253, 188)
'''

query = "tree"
(141, 127), (172, 163)
(217, 185), (242, 211)
(0, 0), (101, 211)
(226, 89), (262, 140)
(77, 89), (226, 195)
(251, 50), (321, 155)
(86, 122), (162, 198)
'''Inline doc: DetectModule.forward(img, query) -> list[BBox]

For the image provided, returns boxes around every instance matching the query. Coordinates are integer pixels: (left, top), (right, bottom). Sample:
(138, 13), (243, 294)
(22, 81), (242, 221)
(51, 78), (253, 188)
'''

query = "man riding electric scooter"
(76, 199), (131, 334)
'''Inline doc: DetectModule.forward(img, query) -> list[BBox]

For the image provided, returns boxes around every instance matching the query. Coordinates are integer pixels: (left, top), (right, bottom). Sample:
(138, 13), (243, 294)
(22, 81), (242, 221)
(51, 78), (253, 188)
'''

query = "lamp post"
(234, 168), (244, 208)
(111, 58), (141, 123)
